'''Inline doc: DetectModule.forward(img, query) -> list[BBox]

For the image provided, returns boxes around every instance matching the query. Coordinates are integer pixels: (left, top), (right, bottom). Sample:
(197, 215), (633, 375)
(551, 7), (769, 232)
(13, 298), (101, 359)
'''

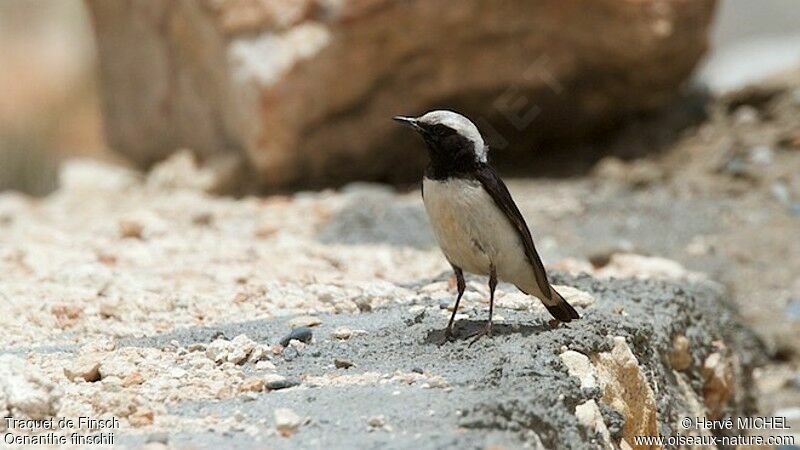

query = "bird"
(393, 110), (579, 342)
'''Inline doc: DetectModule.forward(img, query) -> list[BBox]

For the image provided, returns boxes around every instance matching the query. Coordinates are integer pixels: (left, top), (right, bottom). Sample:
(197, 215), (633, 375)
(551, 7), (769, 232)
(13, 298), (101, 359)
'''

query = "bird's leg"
(470, 264), (497, 346)
(487, 265), (496, 336)
(444, 265), (465, 340)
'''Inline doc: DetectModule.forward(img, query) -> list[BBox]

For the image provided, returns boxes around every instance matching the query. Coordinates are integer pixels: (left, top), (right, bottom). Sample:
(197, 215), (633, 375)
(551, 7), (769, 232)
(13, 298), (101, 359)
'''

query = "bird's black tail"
(544, 287), (580, 322)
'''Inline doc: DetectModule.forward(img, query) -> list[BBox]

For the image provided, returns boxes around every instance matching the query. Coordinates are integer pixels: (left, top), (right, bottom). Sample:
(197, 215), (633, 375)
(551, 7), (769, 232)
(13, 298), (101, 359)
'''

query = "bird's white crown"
(417, 110), (488, 162)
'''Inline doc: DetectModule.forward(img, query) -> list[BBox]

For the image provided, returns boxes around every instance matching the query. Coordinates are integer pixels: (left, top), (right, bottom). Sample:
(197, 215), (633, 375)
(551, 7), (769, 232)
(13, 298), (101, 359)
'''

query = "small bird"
(394, 110), (579, 341)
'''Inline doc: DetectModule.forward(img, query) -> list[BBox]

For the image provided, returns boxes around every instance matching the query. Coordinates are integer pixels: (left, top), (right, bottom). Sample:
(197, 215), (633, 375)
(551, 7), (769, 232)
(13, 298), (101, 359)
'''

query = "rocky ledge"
(0, 159), (763, 449)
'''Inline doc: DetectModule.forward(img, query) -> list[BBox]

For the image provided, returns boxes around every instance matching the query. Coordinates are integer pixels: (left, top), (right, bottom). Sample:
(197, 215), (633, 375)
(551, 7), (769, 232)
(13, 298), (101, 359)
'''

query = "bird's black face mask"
(393, 117), (481, 179)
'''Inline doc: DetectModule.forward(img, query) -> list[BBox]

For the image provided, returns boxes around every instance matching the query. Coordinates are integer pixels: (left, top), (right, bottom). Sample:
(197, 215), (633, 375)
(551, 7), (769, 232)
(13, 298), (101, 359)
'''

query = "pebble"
(425, 375), (449, 389)
(669, 335), (692, 371)
(331, 326), (367, 340)
(288, 316), (322, 328)
(264, 375), (300, 391)
(129, 409), (155, 427)
(274, 408), (302, 437)
(145, 432), (169, 444)
(367, 415), (386, 429)
(240, 377), (265, 392)
(411, 367), (423, 374)
(64, 360), (102, 382)
(255, 360), (276, 371)
(282, 347), (299, 361)
(187, 343), (206, 352)
(280, 327), (313, 347)
(334, 358), (354, 369)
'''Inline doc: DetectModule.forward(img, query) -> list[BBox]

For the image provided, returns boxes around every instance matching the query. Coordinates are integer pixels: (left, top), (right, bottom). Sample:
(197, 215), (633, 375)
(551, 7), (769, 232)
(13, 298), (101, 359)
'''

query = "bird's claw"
(468, 322), (493, 347)
(436, 327), (457, 346)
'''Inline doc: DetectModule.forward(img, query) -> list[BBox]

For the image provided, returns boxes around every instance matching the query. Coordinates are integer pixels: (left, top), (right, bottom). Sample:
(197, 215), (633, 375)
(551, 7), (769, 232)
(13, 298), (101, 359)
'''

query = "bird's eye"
(432, 124), (452, 136)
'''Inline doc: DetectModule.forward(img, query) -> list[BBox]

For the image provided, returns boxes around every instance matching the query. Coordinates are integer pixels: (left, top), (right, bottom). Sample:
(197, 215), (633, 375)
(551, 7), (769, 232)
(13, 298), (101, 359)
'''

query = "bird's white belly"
(422, 177), (539, 293)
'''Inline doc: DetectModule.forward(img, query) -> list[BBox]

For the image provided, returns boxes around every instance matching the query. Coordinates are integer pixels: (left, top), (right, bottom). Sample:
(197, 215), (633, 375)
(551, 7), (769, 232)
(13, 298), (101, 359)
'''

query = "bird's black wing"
(474, 164), (552, 300)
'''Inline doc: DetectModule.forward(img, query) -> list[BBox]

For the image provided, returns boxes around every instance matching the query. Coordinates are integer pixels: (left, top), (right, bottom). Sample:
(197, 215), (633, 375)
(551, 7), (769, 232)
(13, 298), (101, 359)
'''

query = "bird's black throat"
(422, 132), (482, 180)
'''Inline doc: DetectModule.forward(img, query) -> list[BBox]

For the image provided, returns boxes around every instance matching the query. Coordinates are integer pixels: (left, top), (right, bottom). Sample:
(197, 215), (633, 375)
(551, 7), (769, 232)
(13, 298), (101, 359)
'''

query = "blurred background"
(2, 0), (800, 195)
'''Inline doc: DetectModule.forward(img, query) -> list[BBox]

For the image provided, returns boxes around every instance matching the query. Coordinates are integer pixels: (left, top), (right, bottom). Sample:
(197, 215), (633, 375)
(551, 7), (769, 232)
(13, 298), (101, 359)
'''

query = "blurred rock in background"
(0, 0), (106, 195)
(85, 0), (717, 190)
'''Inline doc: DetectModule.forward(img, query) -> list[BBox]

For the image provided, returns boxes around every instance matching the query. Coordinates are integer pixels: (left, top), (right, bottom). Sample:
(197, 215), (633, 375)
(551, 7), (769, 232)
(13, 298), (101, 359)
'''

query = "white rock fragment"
(145, 149), (224, 193)
(331, 326), (367, 340)
(599, 254), (689, 279)
(64, 359), (102, 382)
(288, 315), (322, 328)
(496, 291), (535, 311)
(559, 350), (597, 389)
(0, 355), (61, 419)
(367, 415), (392, 431)
(206, 338), (233, 364)
(575, 400), (612, 446)
(274, 407), (302, 437)
(255, 360), (276, 371)
(553, 285), (596, 308)
(425, 375), (449, 389)
(59, 159), (140, 192)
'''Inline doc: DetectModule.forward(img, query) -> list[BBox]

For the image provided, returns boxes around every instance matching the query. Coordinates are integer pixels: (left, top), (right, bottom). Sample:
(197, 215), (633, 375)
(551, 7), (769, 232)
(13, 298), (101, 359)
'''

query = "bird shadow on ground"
(423, 320), (553, 345)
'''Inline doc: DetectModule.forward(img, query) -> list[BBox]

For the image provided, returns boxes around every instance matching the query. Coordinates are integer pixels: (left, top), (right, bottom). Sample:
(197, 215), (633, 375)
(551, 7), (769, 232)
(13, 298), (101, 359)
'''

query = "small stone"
(669, 335), (692, 371)
(187, 343), (206, 352)
(559, 350), (597, 389)
(425, 375), (449, 389)
(122, 372), (144, 387)
(216, 385), (235, 400)
(145, 432), (169, 444)
(331, 326), (367, 340)
(334, 358), (354, 369)
(411, 367), (424, 374)
(241, 377), (265, 393)
(64, 360), (102, 382)
(553, 285), (595, 308)
(288, 339), (306, 351)
(264, 375), (300, 391)
(227, 348), (249, 365)
(288, 315), (322, 328)
(280, 327), (313, 346)
(118, 219), (144, 239)
(129, 409), (155, 427)
(206, 338), (233, 363)
(248, 344), (268, 363)
(274, 407), (302, 437)
(282, 347), (299, 361)
(332, 327), (353, 340)
(407, 305), (425, 314)
(701, 352), (733, 419)
(255, 360), (276, 371)
(367, 415), (386, 429)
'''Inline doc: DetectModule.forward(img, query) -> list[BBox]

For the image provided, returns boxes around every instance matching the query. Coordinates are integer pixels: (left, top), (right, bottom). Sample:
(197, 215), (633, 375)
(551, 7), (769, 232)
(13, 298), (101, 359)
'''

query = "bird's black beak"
(393, 116), (422, 132)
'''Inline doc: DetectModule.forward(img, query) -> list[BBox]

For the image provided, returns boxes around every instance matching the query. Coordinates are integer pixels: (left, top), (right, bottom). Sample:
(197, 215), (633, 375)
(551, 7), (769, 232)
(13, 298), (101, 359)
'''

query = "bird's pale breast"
(422, 177), (541, 296)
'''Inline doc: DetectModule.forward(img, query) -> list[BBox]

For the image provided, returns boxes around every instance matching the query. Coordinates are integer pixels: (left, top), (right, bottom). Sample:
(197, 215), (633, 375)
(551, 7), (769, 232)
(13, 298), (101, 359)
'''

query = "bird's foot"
(468, 322), (493, 347)
(435, 326), (457, 346)
(548, 319), (561, 329)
